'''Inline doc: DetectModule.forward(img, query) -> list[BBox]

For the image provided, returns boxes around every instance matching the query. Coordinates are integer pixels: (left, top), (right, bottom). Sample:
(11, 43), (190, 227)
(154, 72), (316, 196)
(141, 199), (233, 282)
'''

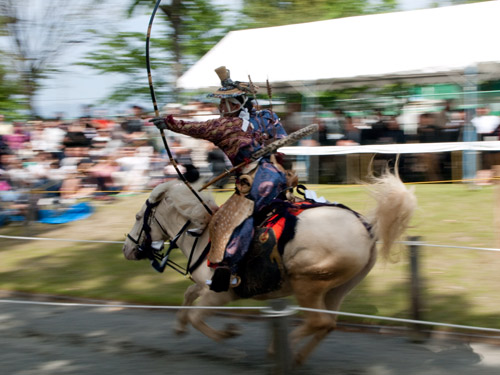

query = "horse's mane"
(150, 180), (218, 228)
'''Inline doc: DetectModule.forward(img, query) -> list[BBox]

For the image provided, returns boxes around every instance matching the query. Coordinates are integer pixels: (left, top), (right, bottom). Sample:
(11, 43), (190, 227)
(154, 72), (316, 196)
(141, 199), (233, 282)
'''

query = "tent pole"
(462, 65), (478, 185)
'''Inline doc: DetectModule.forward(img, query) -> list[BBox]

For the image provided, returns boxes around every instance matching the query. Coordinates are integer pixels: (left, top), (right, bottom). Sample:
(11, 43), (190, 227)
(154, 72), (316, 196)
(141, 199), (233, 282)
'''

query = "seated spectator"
(472, 106), (500, 172)
(112, 147), (150, 192)
(3, 122), (30, 152)
(0, 154), (31, 221)
(89, 156), (121, 201)
(120, 105), (147, 145)
(337, 116), (361, 145)
(417, 113), (440, 143)
(63, 119), (93, 149)
(416, 112), (442, 181)
(441, 110), (465, 142)
(60, 158), (98, 200)
(207, 143), (230, 188)
(472, 106), (500, 141)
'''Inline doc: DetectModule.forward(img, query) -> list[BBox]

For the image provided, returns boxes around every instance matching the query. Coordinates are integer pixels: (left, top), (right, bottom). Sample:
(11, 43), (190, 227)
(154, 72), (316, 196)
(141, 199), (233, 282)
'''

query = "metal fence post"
(267, 299), (293, 375)
(408, 235), (426, 340)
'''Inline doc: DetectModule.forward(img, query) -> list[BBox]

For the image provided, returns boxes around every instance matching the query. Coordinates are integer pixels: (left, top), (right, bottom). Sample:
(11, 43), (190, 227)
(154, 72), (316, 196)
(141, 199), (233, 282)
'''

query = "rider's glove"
(150, 117), (167, 130)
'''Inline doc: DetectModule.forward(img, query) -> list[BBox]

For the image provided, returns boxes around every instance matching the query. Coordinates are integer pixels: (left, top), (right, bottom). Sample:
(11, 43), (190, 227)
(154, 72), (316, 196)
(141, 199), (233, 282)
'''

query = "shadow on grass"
(2, 213), (500, 332)
(2, 234), (500, 332)
(341, 274), (500, 332)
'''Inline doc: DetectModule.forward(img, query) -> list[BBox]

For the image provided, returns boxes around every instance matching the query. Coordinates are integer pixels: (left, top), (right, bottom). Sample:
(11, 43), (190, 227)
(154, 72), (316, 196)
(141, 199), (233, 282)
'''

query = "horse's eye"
(135, 213), (141, 221)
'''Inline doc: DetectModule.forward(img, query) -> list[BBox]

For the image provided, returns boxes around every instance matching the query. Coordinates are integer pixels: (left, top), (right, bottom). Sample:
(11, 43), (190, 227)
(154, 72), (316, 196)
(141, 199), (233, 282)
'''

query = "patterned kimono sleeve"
(164, 114), (254, 165)
(164, 115), (217, 142)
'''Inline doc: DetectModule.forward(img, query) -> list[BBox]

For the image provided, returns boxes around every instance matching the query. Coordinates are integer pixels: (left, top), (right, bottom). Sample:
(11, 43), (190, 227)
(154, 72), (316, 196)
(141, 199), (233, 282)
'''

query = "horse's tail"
(366, 168), (417, 262)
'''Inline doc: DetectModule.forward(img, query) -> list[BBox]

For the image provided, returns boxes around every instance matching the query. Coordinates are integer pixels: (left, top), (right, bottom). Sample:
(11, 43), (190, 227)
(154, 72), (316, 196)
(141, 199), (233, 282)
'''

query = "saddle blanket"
(232, 202), (308, 298)
(232, 199), (371, 298)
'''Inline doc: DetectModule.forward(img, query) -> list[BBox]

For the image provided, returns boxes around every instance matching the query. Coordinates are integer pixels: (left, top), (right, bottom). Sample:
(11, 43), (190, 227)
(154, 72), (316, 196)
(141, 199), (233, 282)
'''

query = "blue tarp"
(37, 202), (94, 224)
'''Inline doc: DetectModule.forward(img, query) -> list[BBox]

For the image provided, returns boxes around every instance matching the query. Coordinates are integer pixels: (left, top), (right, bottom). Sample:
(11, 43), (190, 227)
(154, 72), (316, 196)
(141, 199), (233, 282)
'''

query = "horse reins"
(126, 198), (209, 275)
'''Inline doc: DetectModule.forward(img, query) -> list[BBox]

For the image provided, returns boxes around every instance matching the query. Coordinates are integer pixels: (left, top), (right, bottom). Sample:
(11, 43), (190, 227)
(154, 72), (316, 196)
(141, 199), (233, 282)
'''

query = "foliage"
(0, 0), (109, 118)
(0, 54), (29, 119)
(239, 0), (397, 29)
(78, 0), (229, 104)
(77, 31), (173, 105)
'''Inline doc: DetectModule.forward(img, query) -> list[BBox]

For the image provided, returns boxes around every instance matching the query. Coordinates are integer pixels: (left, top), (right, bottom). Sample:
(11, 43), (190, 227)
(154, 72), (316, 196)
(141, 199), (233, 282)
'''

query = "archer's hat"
(208, 66), (259, 98)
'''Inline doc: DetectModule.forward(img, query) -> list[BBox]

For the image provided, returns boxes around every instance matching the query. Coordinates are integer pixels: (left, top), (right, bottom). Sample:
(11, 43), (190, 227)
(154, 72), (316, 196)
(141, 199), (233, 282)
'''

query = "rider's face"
(218, 98), (241, 117)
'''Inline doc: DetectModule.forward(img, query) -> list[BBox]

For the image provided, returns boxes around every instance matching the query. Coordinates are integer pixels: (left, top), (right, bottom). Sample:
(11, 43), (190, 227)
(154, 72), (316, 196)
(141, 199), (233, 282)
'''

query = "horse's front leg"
(187, 289), (240, 341)
(175, 283), (204, 335)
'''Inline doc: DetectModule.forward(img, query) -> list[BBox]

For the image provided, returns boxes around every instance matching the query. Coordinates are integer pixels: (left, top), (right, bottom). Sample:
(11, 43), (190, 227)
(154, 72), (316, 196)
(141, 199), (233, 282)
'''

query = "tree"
(79, 0), (228, 105)
(0, 0), (107, 118)
(0, 54), (28, 119)
(239, 0), (397, 29)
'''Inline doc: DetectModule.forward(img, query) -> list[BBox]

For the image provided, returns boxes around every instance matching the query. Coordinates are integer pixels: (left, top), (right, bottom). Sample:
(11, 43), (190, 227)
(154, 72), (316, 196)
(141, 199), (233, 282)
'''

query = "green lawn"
(1, 183), (499, 330)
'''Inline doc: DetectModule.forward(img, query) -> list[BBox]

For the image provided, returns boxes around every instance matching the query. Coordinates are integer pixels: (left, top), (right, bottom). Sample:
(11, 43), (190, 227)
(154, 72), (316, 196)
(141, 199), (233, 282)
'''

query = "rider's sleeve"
(164, 115), (254, 165)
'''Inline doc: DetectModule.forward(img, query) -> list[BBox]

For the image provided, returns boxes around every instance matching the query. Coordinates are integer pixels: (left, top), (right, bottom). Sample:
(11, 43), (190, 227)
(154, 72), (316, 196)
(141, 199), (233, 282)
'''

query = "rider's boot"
(209, 263), (231, 292)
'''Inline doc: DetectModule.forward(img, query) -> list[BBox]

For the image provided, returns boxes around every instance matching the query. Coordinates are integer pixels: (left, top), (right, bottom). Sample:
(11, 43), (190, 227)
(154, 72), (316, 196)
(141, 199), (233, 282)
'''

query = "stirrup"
(230, 275), (241, 288)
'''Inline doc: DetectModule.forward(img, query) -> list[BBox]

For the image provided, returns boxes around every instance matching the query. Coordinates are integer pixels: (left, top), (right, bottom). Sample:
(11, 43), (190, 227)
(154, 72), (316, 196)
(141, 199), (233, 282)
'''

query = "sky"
(32, 0), (437, 119)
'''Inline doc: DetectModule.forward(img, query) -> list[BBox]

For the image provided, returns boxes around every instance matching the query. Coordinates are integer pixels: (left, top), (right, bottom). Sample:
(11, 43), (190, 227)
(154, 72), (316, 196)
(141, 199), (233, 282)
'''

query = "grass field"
(1, 182), (499, 331)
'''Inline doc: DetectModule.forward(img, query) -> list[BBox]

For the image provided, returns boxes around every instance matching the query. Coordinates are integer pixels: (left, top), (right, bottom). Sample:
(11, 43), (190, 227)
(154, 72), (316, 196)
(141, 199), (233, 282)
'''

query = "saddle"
(215, 194), (374, 298)
(208, 155), (297, 264)
(232, 202), (302, 298)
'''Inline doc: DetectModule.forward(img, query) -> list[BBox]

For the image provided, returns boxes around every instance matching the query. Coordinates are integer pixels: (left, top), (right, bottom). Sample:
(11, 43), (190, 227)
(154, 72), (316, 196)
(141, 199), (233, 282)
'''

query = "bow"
(146, 0), (213, 215)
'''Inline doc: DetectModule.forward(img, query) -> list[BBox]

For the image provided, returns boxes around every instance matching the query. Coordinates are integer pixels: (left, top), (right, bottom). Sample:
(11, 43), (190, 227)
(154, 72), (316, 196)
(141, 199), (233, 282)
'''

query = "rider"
(151, 66), (288, 292)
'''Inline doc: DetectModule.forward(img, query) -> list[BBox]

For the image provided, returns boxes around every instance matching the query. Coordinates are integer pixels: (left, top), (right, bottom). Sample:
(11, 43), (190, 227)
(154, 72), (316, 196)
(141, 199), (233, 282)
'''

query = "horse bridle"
(126, 198), (209, 275)
(126, 199), (169, 260)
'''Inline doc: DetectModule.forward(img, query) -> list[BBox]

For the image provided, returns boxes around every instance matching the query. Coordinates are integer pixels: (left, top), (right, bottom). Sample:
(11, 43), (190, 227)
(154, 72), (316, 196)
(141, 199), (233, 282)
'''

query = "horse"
(122, 170), (416, 364)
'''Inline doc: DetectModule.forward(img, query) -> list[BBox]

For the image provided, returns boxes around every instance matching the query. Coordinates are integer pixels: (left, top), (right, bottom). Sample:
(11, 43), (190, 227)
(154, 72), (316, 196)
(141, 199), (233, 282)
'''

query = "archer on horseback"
(151, 66), (292, 292)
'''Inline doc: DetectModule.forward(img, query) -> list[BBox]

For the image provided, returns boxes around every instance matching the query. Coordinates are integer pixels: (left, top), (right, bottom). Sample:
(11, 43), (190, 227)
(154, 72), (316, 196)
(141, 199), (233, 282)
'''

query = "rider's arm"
(162, 115), (255, 165)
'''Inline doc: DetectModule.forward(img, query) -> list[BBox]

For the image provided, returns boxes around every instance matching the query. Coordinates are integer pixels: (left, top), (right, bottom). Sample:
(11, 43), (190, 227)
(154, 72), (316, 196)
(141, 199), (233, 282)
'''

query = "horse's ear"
(149, 181), (177, 203)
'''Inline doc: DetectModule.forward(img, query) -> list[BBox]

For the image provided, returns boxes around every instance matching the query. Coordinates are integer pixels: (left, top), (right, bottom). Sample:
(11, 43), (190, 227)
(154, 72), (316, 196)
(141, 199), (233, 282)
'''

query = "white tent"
(177, 1), (500, 93)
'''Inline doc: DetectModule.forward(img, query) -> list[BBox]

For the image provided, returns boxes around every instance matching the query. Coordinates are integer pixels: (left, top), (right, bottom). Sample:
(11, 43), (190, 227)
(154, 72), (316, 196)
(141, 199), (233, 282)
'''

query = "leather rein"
(126, 198), (210, 275)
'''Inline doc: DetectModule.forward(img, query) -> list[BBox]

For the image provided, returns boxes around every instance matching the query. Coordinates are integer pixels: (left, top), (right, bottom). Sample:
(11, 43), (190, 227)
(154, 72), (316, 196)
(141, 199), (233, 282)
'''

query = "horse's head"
(122, 182), (172, 261)
(122, 180), (217, 261)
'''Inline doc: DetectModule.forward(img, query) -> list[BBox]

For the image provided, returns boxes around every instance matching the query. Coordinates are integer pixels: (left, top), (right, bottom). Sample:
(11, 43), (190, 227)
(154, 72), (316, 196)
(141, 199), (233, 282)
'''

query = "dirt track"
(2, 295), (500, 375)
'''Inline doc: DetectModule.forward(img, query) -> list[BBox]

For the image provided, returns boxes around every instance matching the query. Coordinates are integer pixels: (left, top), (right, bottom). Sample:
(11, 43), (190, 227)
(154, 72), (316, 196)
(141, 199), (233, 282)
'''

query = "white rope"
(280, 140), (500, 156)
(2, 234), (500, 333)
(296, 306), (500, 334)
(2, 234), (500, 252)
(0, 299), (263, 310)
(1, 298), (499, 335)
(0, 234), (124, 244)
(398, 240), (500, 252)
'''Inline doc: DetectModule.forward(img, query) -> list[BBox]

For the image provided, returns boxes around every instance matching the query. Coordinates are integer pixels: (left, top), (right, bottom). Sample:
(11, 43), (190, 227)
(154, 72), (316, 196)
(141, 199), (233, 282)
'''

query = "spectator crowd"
(0, 102), (228, 226)
(1, 99), (499, 226)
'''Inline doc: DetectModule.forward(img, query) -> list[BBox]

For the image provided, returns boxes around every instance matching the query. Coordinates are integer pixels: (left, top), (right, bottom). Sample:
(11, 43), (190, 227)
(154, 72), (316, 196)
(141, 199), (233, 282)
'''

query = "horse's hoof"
(294, 353), (305, 366)
(174, 326), (188, 336)
(223, 323), (241, 338)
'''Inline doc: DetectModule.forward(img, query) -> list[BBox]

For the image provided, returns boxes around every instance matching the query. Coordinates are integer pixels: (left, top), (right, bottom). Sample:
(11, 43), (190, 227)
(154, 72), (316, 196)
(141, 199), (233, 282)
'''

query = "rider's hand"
(149, 117), (167, 130)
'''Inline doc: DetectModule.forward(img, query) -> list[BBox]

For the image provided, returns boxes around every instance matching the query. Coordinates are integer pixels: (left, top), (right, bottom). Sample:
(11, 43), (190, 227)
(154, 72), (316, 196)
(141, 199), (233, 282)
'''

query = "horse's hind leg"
(187, 290), (240, 341)
(325, 244), (377, 313)
(176, 283), (203, 335)
(289, 279), (336, 365)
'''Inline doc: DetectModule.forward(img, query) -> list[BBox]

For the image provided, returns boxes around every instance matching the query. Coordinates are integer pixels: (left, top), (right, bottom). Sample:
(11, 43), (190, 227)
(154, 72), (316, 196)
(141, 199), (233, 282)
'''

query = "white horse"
(123, 171), (416, 364)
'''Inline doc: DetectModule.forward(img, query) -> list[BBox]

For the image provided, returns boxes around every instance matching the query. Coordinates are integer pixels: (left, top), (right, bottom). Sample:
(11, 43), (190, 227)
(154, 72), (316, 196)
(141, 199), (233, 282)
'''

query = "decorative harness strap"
(258, 187), (374, 239)
(126, 198), (209, 275)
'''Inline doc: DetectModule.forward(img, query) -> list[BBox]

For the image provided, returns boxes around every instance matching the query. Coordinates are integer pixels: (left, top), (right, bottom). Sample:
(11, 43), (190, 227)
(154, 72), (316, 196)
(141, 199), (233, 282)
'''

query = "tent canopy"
(177, 1), (500, 93)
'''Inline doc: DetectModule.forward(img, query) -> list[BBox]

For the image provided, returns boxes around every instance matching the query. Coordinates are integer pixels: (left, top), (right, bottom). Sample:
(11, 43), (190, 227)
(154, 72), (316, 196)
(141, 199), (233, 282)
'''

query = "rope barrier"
(0, 299), (263, 311)
(296, 307), (500, 335)
(1, 234), (499, 252)
(0, 234), (124, 244)
(1, 298), (499, 336)
(0, 175), (498, 195)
